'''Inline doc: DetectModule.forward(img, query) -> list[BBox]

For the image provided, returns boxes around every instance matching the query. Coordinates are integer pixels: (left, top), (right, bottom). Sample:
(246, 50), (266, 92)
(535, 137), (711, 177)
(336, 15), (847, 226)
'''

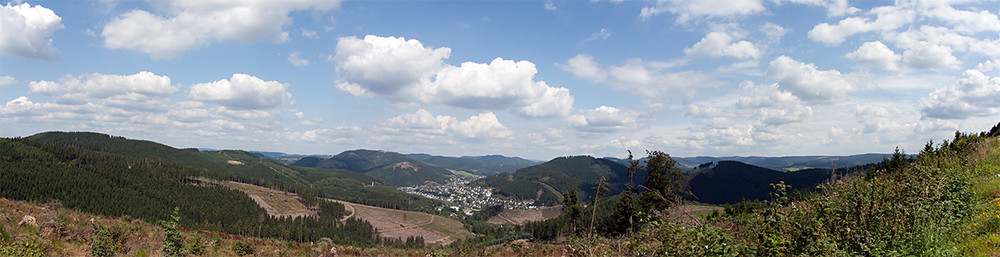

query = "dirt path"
(338, 200), (356, 222)
(380, 215), (434, 233)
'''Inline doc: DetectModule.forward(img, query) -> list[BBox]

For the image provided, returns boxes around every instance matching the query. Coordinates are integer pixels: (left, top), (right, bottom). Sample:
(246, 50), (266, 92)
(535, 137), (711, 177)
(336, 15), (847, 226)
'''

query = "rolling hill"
(475, 156), (636, 206)
(685, 161), (834, 204)
(405, 154), (539, 176)
(291, 149), (454, 186)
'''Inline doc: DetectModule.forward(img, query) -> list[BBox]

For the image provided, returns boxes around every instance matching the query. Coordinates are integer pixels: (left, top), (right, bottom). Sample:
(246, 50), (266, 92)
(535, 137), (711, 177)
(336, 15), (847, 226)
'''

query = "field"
(209, 179), (472, 245)
(327, 199), (473, 245)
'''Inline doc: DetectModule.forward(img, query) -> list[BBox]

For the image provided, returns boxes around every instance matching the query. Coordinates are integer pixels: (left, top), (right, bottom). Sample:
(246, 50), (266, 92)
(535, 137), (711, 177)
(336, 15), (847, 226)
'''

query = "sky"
(1, 0), (999, 160)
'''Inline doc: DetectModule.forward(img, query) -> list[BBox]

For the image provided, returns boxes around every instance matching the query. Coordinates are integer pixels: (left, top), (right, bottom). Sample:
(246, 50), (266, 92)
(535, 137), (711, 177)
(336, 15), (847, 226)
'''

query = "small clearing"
(487, 206), (563, 225)
(226, 160), (244, 165)
(215, 180), (316, 219)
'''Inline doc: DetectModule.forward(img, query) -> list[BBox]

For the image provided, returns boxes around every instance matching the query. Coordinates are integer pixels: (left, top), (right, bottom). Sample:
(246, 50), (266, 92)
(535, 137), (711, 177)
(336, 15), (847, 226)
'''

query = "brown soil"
(487, 206), (563, 225)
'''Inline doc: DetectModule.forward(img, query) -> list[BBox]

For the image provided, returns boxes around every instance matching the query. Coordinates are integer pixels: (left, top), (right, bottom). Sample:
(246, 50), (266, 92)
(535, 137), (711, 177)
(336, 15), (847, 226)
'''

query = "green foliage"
(160, 206), (183, 257)
(90, 223), (126, 257)
(562, 186), (582, 235)
(232, 241), (256, 256)
(628, 221), (747, 256)
(638, 150), (686, 215)
(0, 240), (46, 257)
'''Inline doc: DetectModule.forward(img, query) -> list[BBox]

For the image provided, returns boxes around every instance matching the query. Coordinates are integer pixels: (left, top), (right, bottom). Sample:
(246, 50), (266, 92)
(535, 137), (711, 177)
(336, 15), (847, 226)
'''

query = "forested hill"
(686, 161), (833, 204)
(405, 154), (539, 176)
(290, 149), (453, 186)
(475, 156), (636, 206)
(0, 135), (385, 246)
(17, 131), (449, 212)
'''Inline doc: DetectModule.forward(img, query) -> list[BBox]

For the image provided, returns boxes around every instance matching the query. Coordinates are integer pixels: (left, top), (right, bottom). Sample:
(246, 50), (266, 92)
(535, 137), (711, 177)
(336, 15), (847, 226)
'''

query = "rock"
(17, 215), (37, 228)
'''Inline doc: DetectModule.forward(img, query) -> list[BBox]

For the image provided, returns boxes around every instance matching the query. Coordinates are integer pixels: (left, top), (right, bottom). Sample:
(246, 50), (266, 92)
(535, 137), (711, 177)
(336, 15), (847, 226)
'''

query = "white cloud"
(544, 0), (557, 11)
(684, 31), (760, 59)
(188, 74), (292, 110)
(640, 0), (765, 22)
(333, 35), (449, 97)
(288, 52), (310, 66)
(845, 41), (900, 71)
(852, 104), (908, 134)
(28, 71), (176, 106)
(759, 22), (786, 45)
(569, 106), (639, 133)
(0, 76), (16, 86)
(0, 3), (63, 60)
(767, 56), (853, 103)
(734, 81), (812, 126)
(775, 0), (859, 16)
(808, 5), (914, 45)
(902, 43), (961, 69)
(920, 69), (1000, 119)
(101, 0), (341, 59)
(558, 54), (608, 81)
(586, 28), (611, 41)
(301, 29), (318, 38)
(382, 109), (512, 139)
(921, 3), (1000, 33)
(333, 35), (574, 117)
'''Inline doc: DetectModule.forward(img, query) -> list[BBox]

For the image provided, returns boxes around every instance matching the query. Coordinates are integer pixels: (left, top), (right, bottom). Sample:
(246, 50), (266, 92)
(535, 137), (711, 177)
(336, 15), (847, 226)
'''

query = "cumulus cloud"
(101, 0), (341, 59)
(735, 81), (812, 126)
(902, 43), (961, 69)
(560, 55), (719, 98)
(568, 106), (639, 133)
(28, 71), (176, 106)
(558, 54), (608, 81)
(288, 52), (310, 66)
(640, 0), (765, 22)
(684, 31), (760, 59)
(381, 109), (512, 139)
(333, 35), (449, 97)
(0, 76), (16, 87)
(920, 69), (1000, 119)
(775, 0), (859, 16)
(808, 5), (914, 45)
(188, 74), (292, 110)
(333, 35), (574, 117)
(845, 41), (900, 71)
(0, 3), (63, 60)
(767, 56), (853, 103)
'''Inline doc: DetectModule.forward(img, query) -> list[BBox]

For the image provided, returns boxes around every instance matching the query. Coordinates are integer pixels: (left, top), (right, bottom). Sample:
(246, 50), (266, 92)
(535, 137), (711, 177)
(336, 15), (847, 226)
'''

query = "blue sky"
(1, 0), (999, 160)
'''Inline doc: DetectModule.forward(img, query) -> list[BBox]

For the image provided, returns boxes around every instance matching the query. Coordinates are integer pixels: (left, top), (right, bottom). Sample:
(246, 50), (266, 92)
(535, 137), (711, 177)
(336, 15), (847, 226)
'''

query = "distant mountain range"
(287, 150), (539, 186)
(672, 154), (892, 171)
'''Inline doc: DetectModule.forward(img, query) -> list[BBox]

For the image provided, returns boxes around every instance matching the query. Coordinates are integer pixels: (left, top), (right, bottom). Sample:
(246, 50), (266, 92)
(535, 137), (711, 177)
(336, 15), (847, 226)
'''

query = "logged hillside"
(0, 136), (386, 247)
(475, 156), (635, 206)
(291, 149), (453, 186)
(22, 132), (448, 212)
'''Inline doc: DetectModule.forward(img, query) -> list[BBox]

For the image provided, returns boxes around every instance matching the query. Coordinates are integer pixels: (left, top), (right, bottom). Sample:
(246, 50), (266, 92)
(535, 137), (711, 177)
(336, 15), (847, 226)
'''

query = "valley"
(2, 123), (998, 256)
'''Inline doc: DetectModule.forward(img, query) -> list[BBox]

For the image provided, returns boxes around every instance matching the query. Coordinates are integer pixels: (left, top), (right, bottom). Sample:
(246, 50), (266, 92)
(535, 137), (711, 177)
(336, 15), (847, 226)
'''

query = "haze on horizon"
(1, 0), (999, 160)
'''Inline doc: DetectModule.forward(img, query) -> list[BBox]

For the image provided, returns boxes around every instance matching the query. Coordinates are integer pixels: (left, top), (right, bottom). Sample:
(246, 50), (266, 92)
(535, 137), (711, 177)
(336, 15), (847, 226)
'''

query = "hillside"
(406, 154), (539, 176)
(671, 153), (891, 171)
(291, 149), (453, 186)
(685, 161), (833, 204)
(475, 156), (634, 206)
(0, 135), (384, 247)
